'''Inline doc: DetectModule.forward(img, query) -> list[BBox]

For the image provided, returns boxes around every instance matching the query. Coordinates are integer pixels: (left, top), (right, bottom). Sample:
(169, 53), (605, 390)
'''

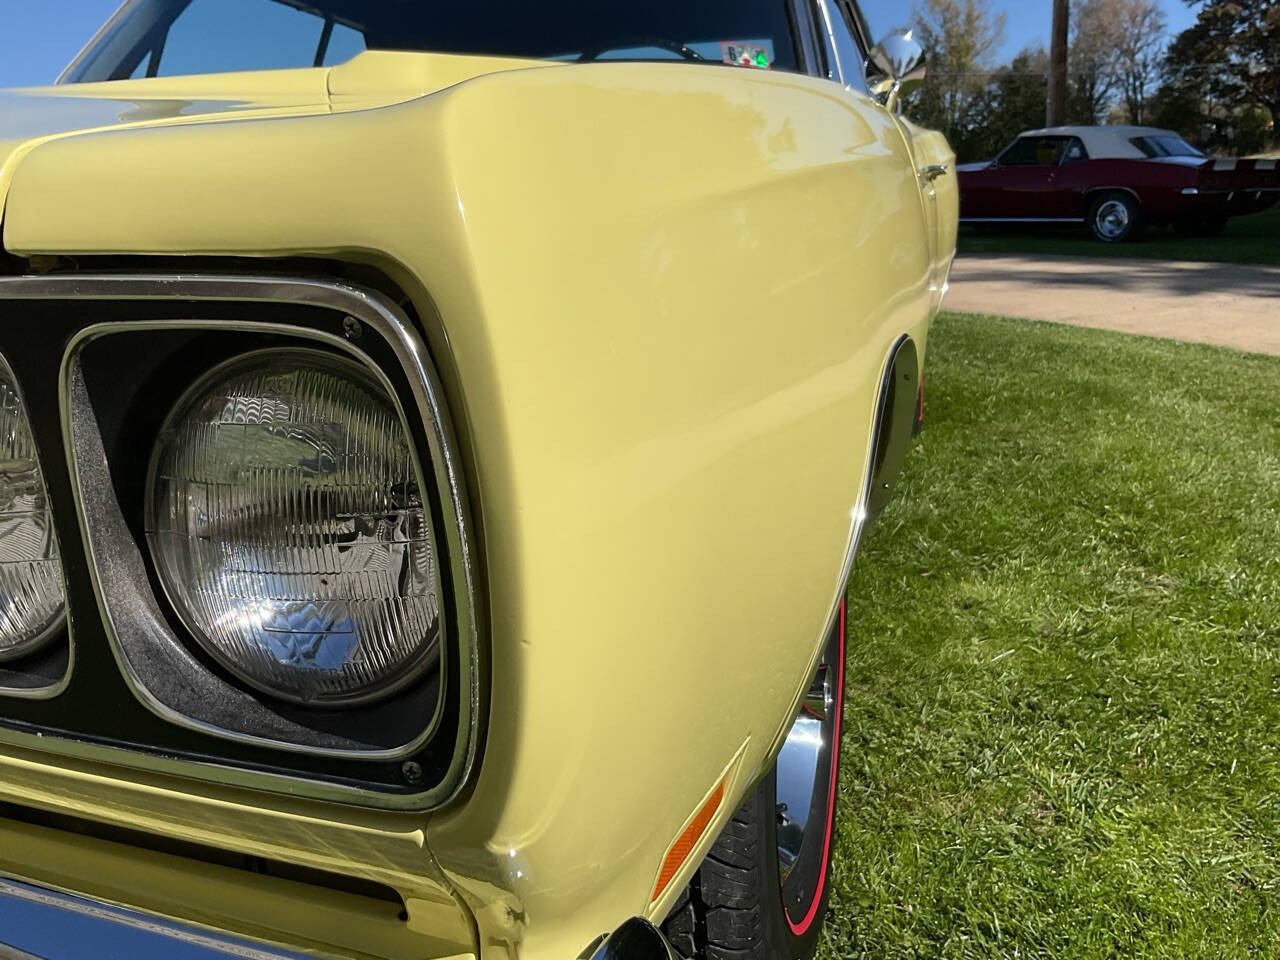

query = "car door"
(984, 135), (1069, 218)
(1041, 135), (1092, 218)
(815, 0), (952, 296)
(902, 116), (959, 301)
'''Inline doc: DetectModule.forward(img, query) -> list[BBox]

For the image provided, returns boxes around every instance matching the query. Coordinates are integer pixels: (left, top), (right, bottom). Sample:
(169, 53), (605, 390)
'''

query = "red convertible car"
(958, 125), (1280, 242)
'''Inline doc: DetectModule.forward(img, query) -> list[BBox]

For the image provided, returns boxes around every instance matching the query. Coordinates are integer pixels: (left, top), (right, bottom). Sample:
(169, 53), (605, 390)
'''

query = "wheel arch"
(1083, 185), (1143, 214)
(865, 334), (920, 527)
(724, 330), (921, 813)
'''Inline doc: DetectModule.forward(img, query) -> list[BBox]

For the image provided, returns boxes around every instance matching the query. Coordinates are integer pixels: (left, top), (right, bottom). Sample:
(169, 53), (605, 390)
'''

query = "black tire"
(1088, 191), (1145, 243)
(663, 607), (846, 960)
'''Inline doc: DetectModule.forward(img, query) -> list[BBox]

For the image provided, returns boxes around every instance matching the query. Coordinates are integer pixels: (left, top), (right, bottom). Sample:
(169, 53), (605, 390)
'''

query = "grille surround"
(0, 274), (484, 809)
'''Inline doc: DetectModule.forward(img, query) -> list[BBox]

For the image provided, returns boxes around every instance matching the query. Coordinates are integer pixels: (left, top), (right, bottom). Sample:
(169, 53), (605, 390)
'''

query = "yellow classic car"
(0, 2), (957, 958)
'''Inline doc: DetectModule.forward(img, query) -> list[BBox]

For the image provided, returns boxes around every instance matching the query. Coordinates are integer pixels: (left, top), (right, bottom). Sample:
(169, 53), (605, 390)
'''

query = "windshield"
(65, 0), (801, 83)
(1130, 135), (1204, 159)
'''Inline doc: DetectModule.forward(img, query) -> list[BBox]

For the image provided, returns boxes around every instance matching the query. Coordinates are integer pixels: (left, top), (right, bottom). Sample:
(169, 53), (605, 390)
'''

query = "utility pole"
(1047, 0), (1069, 126)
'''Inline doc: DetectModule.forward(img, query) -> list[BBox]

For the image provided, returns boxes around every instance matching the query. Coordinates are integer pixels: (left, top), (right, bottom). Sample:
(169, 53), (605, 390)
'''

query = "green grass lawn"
(958, 205), (1280, 266)
(823, 313), (1280, 958)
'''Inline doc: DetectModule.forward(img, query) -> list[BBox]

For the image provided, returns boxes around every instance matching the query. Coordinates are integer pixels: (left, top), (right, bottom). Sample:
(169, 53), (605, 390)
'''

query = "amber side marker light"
(651, 777), (727, 903)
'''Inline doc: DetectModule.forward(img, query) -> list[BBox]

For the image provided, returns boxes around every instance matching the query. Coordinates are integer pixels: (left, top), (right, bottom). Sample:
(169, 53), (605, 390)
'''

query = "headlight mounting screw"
(402, 761), (425, 786)
(343, 316), (363, 340)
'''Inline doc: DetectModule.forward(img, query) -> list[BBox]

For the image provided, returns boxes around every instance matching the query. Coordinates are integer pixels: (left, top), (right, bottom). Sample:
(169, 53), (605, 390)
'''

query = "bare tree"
(1070, 0), (1124, 123)
(911, 0), (1008, 142)
(1114, 0), (1167, 123)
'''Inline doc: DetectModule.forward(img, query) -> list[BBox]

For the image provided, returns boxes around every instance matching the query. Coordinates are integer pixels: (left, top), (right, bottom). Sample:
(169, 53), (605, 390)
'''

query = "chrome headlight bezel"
(0, 275), (483, 810)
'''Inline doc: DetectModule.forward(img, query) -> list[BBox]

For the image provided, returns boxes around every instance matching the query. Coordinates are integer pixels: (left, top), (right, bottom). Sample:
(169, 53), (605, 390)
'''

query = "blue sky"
(0, 1), (1203, 89)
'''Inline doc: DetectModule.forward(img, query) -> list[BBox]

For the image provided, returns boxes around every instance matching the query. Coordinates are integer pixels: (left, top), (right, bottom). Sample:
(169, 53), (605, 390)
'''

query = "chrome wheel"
(1094, 198), (1131, 241)
(775, 601), (845, 931)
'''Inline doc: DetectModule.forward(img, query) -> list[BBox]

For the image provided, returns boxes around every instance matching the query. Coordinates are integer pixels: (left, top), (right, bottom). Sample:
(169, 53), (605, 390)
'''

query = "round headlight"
(145, 349), (441, 707)
(0, 358), (65, 662)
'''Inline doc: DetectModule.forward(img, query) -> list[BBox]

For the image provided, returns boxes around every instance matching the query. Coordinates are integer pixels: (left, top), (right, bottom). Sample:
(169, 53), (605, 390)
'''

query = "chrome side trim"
(1192, 186), (1280, 196)
(55, 0), (132, 85)
(0, 273), (483, 811)
(0, 877), (309, 960)
(813, 0), (846, 84)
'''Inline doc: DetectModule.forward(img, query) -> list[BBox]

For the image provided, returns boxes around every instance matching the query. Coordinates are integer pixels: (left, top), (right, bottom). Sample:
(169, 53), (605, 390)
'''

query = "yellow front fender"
(2, 58), (942, 957)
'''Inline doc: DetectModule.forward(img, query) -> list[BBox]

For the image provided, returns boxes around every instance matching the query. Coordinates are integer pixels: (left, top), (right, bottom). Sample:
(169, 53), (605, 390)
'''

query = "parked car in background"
(958, 125), (1280, 242)
(0, 2), (956, 960)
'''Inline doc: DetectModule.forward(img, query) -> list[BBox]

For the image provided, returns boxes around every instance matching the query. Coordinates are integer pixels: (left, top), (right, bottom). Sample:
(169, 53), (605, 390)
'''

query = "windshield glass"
(65, 0), (801, 82)
(1130, 135), (1204, 159)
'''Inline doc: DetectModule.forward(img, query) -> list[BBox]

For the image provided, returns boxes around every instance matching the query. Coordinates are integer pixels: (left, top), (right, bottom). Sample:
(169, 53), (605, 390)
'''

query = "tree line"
(904, 0), (1278, 162)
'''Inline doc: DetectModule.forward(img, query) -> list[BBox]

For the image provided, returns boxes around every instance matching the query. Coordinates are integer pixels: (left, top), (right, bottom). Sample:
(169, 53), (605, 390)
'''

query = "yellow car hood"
(0, 50), (554, 223)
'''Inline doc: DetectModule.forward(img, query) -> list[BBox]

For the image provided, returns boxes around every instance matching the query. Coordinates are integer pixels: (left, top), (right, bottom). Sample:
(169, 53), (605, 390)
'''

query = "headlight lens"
(146, 349), (441, 707)
(0, 358), (65, 662)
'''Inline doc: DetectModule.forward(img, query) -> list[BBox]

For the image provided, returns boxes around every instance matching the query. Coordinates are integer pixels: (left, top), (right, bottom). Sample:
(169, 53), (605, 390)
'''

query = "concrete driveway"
(946, 255), (1280, 356)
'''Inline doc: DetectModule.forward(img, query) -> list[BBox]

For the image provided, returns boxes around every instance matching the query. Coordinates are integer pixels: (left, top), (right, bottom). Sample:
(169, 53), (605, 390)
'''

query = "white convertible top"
(1016, 125), (1180, 160)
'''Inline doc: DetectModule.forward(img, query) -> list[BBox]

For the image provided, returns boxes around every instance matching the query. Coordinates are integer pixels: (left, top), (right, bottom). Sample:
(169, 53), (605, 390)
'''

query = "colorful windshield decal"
(721, 41), (772, 69)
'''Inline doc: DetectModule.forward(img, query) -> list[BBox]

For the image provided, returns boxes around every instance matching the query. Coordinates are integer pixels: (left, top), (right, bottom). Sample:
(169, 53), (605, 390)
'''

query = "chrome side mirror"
(867, 28), (926, 113)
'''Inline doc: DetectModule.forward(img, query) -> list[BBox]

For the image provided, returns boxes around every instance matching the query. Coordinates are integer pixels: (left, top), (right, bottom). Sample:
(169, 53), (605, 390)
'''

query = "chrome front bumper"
(0, 880), (680, 960)
(1, 876), (678, 960)
(0, 878), (310, 960)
